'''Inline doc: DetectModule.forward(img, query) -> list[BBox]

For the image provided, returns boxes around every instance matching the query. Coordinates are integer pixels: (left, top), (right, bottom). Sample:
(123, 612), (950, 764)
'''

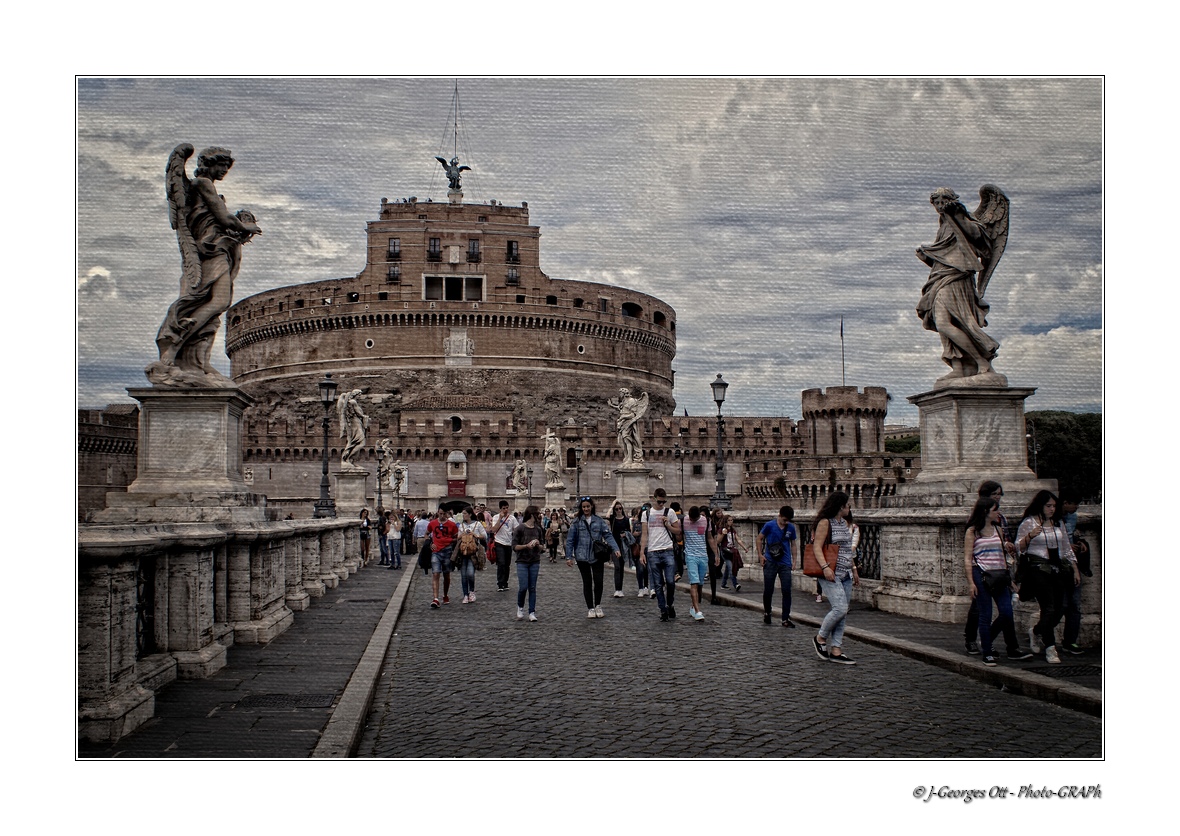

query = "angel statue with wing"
(915, 185), (1010, 386)
(609, 387), (649, 468)
(435, 155), (471, 191)
(147, 144), (261, 387)
(337, 389), (369, 471)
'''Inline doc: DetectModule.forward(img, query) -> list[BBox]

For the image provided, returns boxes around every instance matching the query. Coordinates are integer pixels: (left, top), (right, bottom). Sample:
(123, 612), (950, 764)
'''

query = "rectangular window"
(599, 298), (609, 312)
(506, 267), (519, 285)
(467, 240), (481, 263)
(427, 238), (442, 262)
(507, 240), (520, 264)
(387, 238), (401, 260)
(692, 464), (703, 476)
(425, 276), (483, 302)
(387, 264), (401, 282)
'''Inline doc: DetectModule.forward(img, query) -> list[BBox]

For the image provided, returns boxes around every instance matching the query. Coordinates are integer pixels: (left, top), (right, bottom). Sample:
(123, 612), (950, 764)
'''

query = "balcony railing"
(466, 252), (481, 263)
(427, 251), (442, 262)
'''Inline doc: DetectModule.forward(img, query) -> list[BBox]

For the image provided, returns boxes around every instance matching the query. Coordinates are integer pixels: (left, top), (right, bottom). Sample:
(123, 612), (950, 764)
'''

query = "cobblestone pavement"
(358, 562), (1101, 758)
(79, 559), (403, 758)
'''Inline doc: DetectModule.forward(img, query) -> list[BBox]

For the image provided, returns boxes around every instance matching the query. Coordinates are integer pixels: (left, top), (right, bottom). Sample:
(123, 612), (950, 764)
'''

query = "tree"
(885, 434), (920, 454)
(1025, 411), (1102, 502)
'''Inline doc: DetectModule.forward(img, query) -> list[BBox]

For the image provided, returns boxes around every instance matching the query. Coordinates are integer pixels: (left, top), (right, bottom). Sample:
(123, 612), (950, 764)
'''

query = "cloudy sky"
(77, 78), (1101, 423)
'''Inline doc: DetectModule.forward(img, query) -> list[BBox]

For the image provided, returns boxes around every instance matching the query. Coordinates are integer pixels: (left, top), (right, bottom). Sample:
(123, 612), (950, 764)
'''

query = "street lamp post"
(673, 440), (685, 508)
(575, 444), (584, 498)
(710, 373), (732, 509)
(313, 373), (338, 518)
(1026, 420), (1040, 477)
(375, 443), (385, 516)
(527, 466), (534, 506)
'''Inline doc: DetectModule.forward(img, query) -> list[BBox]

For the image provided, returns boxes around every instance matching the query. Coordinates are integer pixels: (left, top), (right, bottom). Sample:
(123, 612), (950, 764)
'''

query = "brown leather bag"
(803, 522), (840, 578)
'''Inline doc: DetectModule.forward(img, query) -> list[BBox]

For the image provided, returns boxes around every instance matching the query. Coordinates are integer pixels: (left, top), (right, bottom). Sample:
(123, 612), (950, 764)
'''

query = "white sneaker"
(613, 590), (624, 598)
(1028, 627), (1044, 653)
(461, 594), (470, 604)
(595, 605), (605, 618)
(1045, 645), (1061, 664)
(588, 609), (597, 619)
(638, 588), (646, 597)
(517, 607), (525, 620)
(528, 612), (538, 622)
(692, 609), (705, 621)
(469, 592), (476, 602)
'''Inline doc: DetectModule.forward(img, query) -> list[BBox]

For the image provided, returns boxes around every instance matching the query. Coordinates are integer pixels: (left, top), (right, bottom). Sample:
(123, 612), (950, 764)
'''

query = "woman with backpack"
(455, 507), (488, 604)
(565, 497), (622, 619)
(608, 501), (634, 598)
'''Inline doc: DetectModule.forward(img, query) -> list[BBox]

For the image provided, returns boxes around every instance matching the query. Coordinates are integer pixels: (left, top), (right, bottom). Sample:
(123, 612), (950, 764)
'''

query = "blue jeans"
(971, 566), (1014, 656)
(762, 559), (792, 619)
(388, 538), (401, 568)
(722, 558), (737, 586)
(378, 534), (389, 563)
(817, 575), (853, 649)
(460, 557), (477, 596)
(1063, 577), (1083, 645)
(647, 549), (676, 611)
(517, 561), (539, 613)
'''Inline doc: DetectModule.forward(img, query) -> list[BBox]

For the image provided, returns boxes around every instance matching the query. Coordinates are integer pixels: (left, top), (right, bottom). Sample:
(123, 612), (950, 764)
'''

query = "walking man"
(639, 488), (682, 621)
(756, 505), (798, 627)
(491, 499), (519, 591)
(427, 506), (458, 609)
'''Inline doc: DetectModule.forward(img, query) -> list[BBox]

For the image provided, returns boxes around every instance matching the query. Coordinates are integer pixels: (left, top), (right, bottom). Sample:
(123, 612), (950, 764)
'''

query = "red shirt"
(427, 518), (458, 552)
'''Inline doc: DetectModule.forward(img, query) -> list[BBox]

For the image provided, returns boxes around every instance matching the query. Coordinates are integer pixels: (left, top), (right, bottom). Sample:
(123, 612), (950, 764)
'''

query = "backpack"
(458, 529), (479, 558)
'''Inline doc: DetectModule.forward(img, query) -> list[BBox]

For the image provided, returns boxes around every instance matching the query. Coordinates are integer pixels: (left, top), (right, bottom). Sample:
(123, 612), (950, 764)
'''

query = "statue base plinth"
(92, 386), (267, 524)
(448, 189), (463, 204)
(333, 471), (371, 516)
(545, 488), (569, 511)
(612, 467), (652, 511)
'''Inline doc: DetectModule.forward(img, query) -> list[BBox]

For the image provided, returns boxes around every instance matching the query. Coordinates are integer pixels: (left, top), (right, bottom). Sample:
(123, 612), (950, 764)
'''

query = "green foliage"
(1025, 411), (1102, 501)
(885, 434), (921, 454)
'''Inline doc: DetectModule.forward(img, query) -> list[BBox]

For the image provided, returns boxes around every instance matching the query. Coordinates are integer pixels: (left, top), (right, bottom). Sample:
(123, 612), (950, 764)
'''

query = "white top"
(643, 507), (676, 552)
(491, 512), (519, 546)
(458, 520), (487, 540)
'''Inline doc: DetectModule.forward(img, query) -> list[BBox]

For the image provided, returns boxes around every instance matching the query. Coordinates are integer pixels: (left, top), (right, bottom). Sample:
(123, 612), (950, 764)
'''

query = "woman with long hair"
(565, 497), (621, 618)
(811, 491), (860, 665)
(1016, 490), (1079, 664)
(455, 507), (488, 604)
(719, 514), (746, 592)
(631, 507), (649, 597)
(512, 505), (545, 622)
(963, 497), (1019, 666)
(608, 501), (633, 598)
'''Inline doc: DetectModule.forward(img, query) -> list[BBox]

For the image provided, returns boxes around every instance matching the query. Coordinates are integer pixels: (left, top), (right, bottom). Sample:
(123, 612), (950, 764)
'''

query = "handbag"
(981, 568), (1012, 597)
(803, 519), (840, 578)
(586, 519), (613, 561)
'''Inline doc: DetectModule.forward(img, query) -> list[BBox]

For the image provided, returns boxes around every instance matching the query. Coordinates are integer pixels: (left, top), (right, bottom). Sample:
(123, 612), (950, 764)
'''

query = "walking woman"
(719, 514), (746, 591)
(512, 505), (545, 622)
(964, 497), (1018, 666)
(546, 514), (563, 563)
(609, 501), (634, 598)
(632, 507), (649, 597)
(811, 491), (859, 665)
(358, 508), (372, 563)
(456, 507), (488, 604)
(707, 507), (725, 605)
(566, 497), (622, 619)
(682, 506), (713, 620)
(1016, 490), (1079, 664)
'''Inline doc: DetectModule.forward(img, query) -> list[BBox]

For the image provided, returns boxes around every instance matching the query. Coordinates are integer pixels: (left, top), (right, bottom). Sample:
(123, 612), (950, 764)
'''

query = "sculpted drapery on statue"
(915, 185), (1009, 386)
(337, 389), (369, 471)
(543, 430), (565, 489)
(511, 459), (528, 492)
(609, 388), (649, 468)
(147, 144), (261, 387)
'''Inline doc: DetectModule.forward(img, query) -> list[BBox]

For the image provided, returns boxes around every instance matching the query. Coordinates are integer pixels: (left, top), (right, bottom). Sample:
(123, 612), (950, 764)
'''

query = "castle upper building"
(224, 195), (676, 429)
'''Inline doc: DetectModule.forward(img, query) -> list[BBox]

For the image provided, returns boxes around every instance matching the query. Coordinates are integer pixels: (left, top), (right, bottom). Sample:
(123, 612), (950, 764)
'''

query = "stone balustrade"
(78, 517), (361, 744)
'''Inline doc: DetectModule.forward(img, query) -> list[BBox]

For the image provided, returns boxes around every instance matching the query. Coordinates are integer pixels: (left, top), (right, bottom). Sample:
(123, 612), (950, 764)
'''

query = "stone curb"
(649, 569), (1101, 718)
(311, 564), (416, 757)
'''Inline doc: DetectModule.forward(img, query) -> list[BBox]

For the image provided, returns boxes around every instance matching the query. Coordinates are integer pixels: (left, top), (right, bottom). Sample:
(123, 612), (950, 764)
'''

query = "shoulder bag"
(802, 522), (839, 578)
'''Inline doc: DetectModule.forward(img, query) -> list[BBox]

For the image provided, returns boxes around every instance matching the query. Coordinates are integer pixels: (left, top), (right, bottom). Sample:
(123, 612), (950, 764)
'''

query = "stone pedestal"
(512, 491), (528, 513)
(612, 467), (652, 511)
(875, 384), (1056, 622)
(545, 487), (569, 510)
(333, 470), (371, 517)
(93, 386), (266, 524)
(448, 188), (463, 204)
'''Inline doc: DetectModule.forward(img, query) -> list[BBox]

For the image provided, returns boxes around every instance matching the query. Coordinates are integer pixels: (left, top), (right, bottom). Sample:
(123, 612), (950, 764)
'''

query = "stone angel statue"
(146, 144), (261, 387)
(435, 155), (471, 191)
(511, 459), (528, 492)
(915, 184), (1010, 385)
(337, 389), (369, 471)
(609, 388), (649, 468)
(543, 430), (565, 489)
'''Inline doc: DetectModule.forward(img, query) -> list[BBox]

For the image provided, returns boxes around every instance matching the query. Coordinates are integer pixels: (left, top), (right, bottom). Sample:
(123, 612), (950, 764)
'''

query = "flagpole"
(840, 316), (846, 387)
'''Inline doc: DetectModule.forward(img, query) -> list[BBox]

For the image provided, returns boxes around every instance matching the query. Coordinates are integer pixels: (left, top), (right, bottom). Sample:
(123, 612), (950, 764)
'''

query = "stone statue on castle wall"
(543, 430), (565, 489)
(147, 144), (261, 387)
(435, 155), (471, 192)
(609, 387), (649, 468)
(391, 460), (408, 496)
(915, 185), (1010, 387)
(511, 459), (528, 492)
(337, 389), (369, 471)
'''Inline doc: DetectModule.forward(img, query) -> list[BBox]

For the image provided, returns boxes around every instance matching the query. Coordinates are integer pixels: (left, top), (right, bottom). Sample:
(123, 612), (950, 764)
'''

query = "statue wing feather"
(166, 143), (202, 294)
(635, 392), (650, 420)
(972, 184), (1009, 298)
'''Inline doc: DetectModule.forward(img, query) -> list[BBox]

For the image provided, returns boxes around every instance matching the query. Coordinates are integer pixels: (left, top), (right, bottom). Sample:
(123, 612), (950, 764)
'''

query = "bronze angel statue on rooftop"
(915, 184), (1009, 386)
(435, 155), (470, 191)
(147, 144), (261, 387)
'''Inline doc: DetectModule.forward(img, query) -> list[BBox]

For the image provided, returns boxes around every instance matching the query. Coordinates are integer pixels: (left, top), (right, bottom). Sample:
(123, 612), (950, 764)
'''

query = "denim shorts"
(685, 553), (709, 585)
(431, 546), (453, 574)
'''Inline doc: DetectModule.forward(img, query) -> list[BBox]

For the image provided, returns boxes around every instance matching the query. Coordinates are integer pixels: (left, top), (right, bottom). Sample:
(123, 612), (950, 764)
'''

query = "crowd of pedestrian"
(356, 476), (1092, 668)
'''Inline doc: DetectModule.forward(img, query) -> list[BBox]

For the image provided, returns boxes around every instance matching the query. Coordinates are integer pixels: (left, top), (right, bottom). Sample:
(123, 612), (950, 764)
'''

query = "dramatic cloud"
(76, 78), (1101, 422)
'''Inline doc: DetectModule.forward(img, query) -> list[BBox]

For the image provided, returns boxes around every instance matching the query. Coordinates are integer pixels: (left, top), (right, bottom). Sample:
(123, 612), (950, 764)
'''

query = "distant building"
(77, 404), (139, 520)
